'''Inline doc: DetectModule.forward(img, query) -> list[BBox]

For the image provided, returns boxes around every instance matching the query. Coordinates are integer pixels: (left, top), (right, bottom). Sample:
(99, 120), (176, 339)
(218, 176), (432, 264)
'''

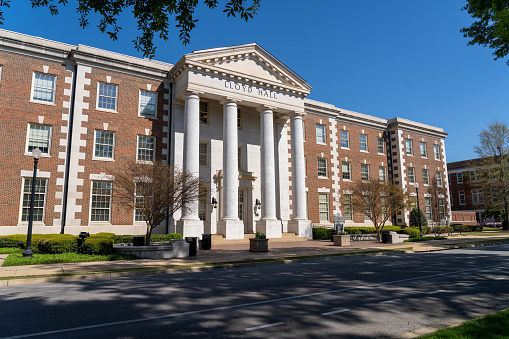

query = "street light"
(23, 147), (42, 258)
(415, 183), (423, 238)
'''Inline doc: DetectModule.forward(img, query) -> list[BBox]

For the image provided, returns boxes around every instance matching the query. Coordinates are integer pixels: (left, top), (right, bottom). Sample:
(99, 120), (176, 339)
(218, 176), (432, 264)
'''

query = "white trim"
(89, 173), (114, 181)
(136, 135), (156, 164)
(30, 71), (57, 105)
(96, 82), (118, 113)
(18, 176), (48, 225)
(20, 170), (51, 178)
(0, 65), (3, 86)
(89, 179), (113, 224)
(24, 122), (53, 157)
(138, 89), (158, 119)
(92, 129), (116, 161)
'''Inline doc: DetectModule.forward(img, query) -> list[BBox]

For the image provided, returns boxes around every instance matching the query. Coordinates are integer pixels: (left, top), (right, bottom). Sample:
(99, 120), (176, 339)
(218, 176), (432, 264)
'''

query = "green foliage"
(254, 232), (266, 239)
(396, 227), (429, 238)
(485, 207), (506, 220)
(81, 238), (114, 255)
(112, 233), (183, 244)
(0, 237), (19, 248)
(2, 252), (137, 267)
(404, 236), (447, 242)
(0, 247), (23, 254)
(35, 237), (79, 254)
(90, 232), (116, 239)
(312, 227), (330, 240)
(409, 208), (428, 227)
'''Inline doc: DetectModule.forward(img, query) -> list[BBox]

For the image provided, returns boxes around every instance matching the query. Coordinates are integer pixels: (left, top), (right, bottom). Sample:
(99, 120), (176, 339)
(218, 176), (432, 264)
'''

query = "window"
(425, 197), (432, 220)
(340, 130), (349, 148)
(422, 169), (430, 185)
(342, 161), (351, 180)
(361, 164), (370, 181)
(459, 191), (466, 205)
(139, 90), (157, 118)
(137, 135), (155, 162)
(90, 181), (112, 222)
(198, 186), (207, 222)
(377, 137), (384, 154)
(420, 142), (427, 157)
(199, 142), (208, 166)
(344, 194), (353, 221)
(237, 108), (242, 129)
(94, 130), (115, 159)
(438, 198), (446, 220)
(319, 193), (329, 221)
(134, 183), (147, 222)
(238, 147), (243, 170)
(408, 167), (415, 184)
(316, 124), (326, 143)
(97, 82), (118, 111)
(379, 166), (386, 182)
(21, 178), (47, 222)
(436, 171), (443, 187)
(405, 139), (413, 155)
(27, 123), (51, 155)
(31, 72), (56, 103)
(359, 134), (368, 151)
(472, 189), (484, 205)
(363, 196), (371, 220)
(469, 170), (479, 182)
(450, 192), (453, 206)
(457, 172), (463, 183)
(0, 65), (3, 85)
(433, 145), (440, 160)
(199, 102), (208, 123)
(318, 158), (328, 177)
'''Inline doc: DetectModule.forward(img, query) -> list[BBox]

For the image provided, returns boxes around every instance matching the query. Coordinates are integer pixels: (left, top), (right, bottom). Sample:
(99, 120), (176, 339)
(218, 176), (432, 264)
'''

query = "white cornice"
(387, 117), (447, 138)
(0, 29), (73, 60)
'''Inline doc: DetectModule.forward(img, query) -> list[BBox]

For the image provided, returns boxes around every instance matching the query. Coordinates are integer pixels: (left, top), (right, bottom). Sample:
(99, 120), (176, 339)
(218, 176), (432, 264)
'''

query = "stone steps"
(211, 233), (309, 245)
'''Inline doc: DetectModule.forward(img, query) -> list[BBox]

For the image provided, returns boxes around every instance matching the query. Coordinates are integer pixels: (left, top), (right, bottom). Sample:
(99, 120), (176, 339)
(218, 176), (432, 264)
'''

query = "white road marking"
(322, 308), (350, 316)
(245, 322), (284, 331)
(379, 298), (401, 304)
(427, 290), (447, 294)
(462, 283), (478, 287)
(3, 262), (508, 339)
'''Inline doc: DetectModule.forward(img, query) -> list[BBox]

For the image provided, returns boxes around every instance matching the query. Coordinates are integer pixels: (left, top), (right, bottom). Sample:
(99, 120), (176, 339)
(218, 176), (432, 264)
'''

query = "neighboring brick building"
(0, 29), (451, 238)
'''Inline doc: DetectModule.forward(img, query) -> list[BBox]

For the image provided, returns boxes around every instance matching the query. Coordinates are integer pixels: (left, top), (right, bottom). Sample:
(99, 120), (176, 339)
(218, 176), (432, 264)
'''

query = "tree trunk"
(145, 222), (152, 246)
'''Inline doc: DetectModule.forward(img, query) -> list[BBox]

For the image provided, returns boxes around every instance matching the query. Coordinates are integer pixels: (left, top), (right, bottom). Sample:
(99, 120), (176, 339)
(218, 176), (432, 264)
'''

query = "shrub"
(35, 236), (79, 254)
(409, 208), (428, 227)
(81, 238), (114, 255)
(91, 232), (116, 239)
(396, 227), (421, 238)
(254, 232), (266, 239)
(0, 237), (19, 248)
(112, 233), (183, 244)
(312, 227), (330, 240)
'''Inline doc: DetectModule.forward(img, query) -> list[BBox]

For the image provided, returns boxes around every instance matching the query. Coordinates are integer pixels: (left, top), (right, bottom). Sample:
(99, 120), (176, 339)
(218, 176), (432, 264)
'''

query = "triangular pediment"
(174, 43), (312, 95)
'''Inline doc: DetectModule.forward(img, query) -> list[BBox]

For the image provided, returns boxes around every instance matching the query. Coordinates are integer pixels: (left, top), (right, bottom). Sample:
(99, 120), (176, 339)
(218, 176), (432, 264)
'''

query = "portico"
(169, 44), (311, 239)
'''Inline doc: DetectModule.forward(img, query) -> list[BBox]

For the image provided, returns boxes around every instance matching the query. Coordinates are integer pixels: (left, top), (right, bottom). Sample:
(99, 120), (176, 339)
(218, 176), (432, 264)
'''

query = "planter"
(333, 234), (351, 246)
(249, 238), (269, 252)
(113, 239), (189, 259)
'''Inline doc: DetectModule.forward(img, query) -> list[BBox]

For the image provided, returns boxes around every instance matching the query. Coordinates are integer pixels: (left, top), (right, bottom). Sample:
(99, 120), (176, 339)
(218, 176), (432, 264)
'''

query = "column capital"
(256, 105), (276, 113)
(185, 91), (203, 99)
(219, 97), (240, 105)
(290, 111), (306, 118)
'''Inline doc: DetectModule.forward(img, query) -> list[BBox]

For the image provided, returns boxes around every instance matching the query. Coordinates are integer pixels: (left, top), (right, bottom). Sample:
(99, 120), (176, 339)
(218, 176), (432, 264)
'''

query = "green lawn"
(0, 247), (23, 254)
(404, 237), (446, 242)
(2, 252), (138, 266)
(419, 309), (509, 338)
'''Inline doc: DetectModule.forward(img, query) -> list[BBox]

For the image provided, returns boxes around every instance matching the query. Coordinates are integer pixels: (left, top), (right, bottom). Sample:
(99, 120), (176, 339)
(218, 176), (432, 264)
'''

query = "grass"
(419, 309), (509, 338)
(0, 247), (23, 254)
(404, 236), (446, 242)
(2, 252), (138, 267)
(466, 232), (509, 237)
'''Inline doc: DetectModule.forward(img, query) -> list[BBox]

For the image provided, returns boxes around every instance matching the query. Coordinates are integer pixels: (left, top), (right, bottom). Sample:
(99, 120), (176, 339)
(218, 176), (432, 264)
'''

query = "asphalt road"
(1, 244), (509, 339)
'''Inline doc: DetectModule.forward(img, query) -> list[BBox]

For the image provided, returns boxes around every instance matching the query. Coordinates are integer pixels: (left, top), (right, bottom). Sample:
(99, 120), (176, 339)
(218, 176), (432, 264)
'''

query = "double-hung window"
(469, 170), (479, 182)
(137, 135), (155, 162)
(134, 182), (147, 222)
(90, 181), (112, 222)
(408, 167), (415, 184)
(198, 186), (207, 222)
(377, 137), (384, 154)
(316, 124), (326, 143)
(425, 197), (432, 219)
(459, 191), (466, 205)
(344, 194), (353, 220)
(21, 178), (47, 222)
(433, 145), (440, 160)
(361, 164), (370, 182)
(200, 102), (208, 124)
(342, 161), (351, 180)
(439, 198), (446, 220)
(420, 142), (427, 157)
(436, 171), (443, 186)
(139, 90), (157, 118)
(94, 130), (115, 160)
(457, 172), (463, 183)
(359, 134), (368, 151)
(97, 82), (118, 111)
(318, 193), (329, 221)
(318, 158), (328, 177)
(472, 189), (484, 205)
(340, 130), (349, 148)
(379, 166), (386, 182)
(27, 123), (51, 155)
(405, 139), (413, 155)
(31, 72), (56, 103)
(422, 169), (430, 185)
(199, 142), (208, 167)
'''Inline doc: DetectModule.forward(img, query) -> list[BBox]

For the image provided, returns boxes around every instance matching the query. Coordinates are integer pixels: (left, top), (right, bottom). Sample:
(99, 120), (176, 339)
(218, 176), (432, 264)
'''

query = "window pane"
(21, 178), (47, 222)
(316, 124), (325, 143)
(139, 90), (156, 117)
(406, 139), (413, 155)
(359, 134), (367, 151)
(408, 167), (415, 184)
(379, 166), (386, 182)
(137, 136), (155, 162)
(199, 143), (208, 166)
(94, 130), (115, 158)
(98, 83), (117, 110)
(361, 164), (369, 181)
(342, 161), (351, 180)
(33, 73), (56, 102)
(200, 102), (208, 123)
(420, 142), (427, 157)
(91, 181), (112, 222)
(434, 145), (440, 160)
(318, 158), (327, 177)
(344, 194), (353, 220)
(319, 193), (329, 221)
(340, 130), (349, 148)
(377, 137), (384, 153)
(28, 123), (51, 154)
(422, 169), (429, 185)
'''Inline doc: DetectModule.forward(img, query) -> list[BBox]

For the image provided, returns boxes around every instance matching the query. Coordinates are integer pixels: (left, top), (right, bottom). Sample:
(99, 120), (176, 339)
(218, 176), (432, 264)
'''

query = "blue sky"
(2, 0), (507, 162)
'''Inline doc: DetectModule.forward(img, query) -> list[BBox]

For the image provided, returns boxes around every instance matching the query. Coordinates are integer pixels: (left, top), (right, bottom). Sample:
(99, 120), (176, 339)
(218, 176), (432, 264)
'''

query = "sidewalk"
(1, 234), (509, 287)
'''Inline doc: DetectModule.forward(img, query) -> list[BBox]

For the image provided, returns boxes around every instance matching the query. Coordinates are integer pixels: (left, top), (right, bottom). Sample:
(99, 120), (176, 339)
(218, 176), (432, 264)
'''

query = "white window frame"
(200, 101), (209, 124)
(25, 123), (52, 157)
(425, 197), (432, 220)
(90, 180), (113, 223)
(361, 164), (370, 182)
(459, 191), (466, 205)
(469, 170), (479, 182)
(316, 124), (326, 144)
(422, 169), (430, 185)
(436, 171), (443, 187)
(318, 157), (328, 178)
(359, 134), (368, 152)
(433, 145), (440, 160)
(137, 135), (156, 163)
(30, 72), (57, 105)
(405, 139), (413, 155)
(377, 137), (384, 154)
(199, 142), (208, 167)
(457, 172), (463, 183)
(198, 186), (208, 222)
(420, 142), (427, 158)
(318, 193), (329, 222)
(472, 189), (484, 205)
(96, 82), (118, 112)
(379, 166), (386, 182)
(134, 182), (147, 223)
(139, 90), (157, 118)
(342, 161), (351, 181)
(344, 194), (353, 221)
(19, 177), (48, 224)
(408, 167), (415, 184)
(0, 65), (3, 86)
(340, 130), (349, 149)
(93, 130), (115, 161)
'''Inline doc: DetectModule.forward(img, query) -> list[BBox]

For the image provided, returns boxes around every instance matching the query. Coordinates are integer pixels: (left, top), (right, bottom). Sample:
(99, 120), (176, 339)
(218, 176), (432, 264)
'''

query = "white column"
(176, 93), (204, 238)
(256, 108), (282, 238)
(217, 100), (244, 239)
(288, 114), (309, 237)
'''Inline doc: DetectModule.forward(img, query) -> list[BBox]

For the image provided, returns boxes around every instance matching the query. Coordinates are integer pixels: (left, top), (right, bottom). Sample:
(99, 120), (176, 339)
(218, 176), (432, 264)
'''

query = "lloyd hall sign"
(224, 80), (278, 99)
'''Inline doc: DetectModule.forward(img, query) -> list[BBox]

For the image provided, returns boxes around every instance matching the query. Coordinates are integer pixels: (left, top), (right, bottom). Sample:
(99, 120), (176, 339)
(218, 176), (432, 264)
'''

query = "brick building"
(0, 29), (451, 238)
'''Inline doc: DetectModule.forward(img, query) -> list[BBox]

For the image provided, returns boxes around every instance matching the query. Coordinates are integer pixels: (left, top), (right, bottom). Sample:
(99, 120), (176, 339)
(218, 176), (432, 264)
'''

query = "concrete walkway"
(1, 233), (509, 287)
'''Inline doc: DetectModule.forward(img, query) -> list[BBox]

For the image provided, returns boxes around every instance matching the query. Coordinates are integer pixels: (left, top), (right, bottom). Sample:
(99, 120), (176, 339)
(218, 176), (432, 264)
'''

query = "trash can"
(330, 230), (338, 242)
(202, 234), (212, 250)
(133, 236), (145, 246)
(381, 231), (390, 244)
(186, 237), (198, 256)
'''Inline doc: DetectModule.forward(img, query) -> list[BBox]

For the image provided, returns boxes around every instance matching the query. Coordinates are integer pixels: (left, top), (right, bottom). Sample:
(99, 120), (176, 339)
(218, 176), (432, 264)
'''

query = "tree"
(351, 178), (408, 241)
(474, 119), (509, 229)
(409, 207), (428, 227)
(0, 0), (261, 58)
(461, 1), (509, 65)
(427, 177), (446, 225)
(112, 160), (204, 245)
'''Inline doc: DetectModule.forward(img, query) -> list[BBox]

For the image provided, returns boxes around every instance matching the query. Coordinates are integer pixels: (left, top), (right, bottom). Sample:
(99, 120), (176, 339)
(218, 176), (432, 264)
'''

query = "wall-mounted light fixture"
(211, 197), (218, 209)
(255, 199), (261, 210)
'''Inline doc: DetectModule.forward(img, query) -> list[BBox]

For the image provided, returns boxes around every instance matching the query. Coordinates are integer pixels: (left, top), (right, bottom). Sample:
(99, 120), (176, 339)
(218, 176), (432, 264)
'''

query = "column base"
(256, 219), (282, 239)
(176, 219), (204, 239)
(288, 219), (311, 238)
(217, 219), (244, 239)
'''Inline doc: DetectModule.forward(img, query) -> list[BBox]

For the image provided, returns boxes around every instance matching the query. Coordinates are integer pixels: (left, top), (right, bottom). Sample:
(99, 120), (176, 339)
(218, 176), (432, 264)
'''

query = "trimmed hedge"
(312, 227), (331, 240)
(112, 233), (183, 244)
(0, 234), (79, 253)
(81, 238), (113, 255)
(0, 237), (19, 248)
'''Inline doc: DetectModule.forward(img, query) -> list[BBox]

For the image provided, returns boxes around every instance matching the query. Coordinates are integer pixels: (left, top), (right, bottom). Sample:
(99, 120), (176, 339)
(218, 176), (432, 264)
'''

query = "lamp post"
(23, 148), (42, 258)
(415, 182), (423, 238)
